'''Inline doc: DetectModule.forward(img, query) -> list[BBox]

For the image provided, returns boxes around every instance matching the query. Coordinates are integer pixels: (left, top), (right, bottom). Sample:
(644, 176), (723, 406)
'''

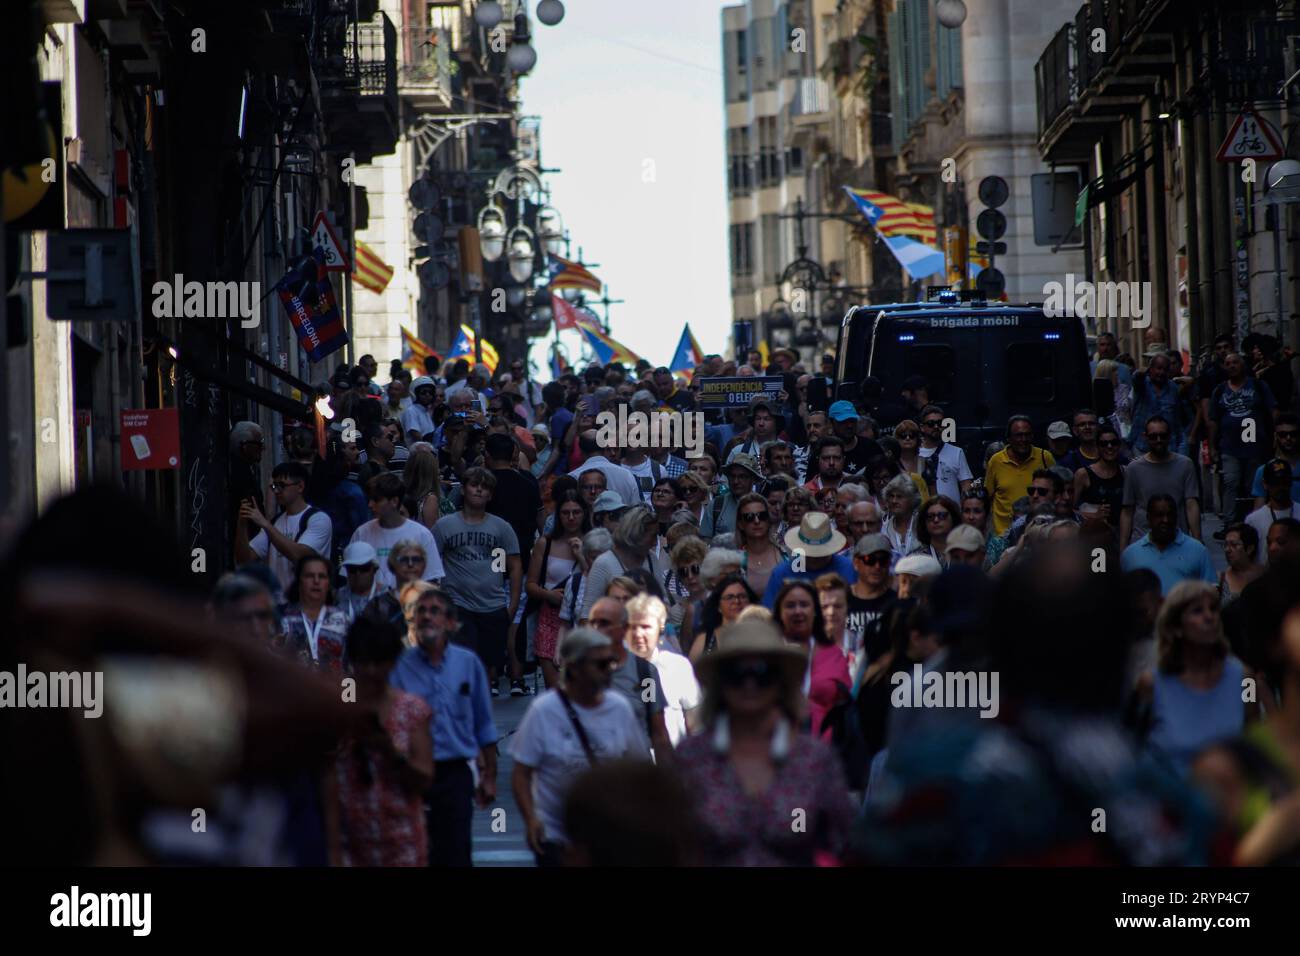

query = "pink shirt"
(808, 643), (851, 740)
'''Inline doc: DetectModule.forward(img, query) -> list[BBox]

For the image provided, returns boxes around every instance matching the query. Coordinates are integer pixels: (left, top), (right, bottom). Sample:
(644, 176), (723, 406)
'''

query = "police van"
(831, 289), (1092, 466)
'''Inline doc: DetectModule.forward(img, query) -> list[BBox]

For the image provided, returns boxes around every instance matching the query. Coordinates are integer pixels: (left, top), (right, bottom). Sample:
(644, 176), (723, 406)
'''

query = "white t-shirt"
(1245, 502), (1300, 564)
(250, 507), (333, 592)
(918, 443), (973, 502)
(649, 648), (702, 747)
(400, 403), (436, 442)
(509, 690), (648, 844)
(348, 518), (446, 589)
(621, 457), (656, 502)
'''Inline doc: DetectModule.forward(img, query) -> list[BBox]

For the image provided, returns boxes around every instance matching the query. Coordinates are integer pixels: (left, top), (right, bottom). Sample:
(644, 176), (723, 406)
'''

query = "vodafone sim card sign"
(120, 408), (180, 471)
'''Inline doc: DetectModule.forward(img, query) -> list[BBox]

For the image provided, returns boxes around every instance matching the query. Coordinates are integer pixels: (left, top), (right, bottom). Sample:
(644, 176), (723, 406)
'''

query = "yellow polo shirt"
(985, 446), (1056, 536)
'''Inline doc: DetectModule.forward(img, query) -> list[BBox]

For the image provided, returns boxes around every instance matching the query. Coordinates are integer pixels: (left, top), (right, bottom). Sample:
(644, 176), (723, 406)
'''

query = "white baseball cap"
(341, 542), (378, 567)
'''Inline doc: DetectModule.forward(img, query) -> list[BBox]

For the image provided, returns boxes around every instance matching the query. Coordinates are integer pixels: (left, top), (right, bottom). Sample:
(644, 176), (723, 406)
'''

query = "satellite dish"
(408, 179), (439, 210)
(418, 259), (450, 291)
(412, 212), (445, 244)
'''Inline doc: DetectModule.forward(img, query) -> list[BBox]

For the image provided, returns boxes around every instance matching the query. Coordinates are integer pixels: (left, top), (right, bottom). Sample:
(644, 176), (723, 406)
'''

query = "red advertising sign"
(120, 408), (180, 471)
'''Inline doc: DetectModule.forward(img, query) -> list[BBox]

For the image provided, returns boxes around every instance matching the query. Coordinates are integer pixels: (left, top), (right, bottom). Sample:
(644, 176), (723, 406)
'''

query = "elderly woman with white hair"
(624, 593), (702, 746)
(511, 627), (650, 867)
(881, 474), (922, 558)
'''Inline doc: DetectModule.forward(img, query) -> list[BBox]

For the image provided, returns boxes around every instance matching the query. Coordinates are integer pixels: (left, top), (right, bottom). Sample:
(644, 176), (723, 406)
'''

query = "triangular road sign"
(1216, 110), (1285, 163)
(310, 211), (350, 271)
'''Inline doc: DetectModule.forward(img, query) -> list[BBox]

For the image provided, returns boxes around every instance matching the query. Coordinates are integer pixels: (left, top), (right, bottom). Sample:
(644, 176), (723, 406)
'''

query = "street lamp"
(507, 11), (537, 73)
(507, 225), (536, 283)
(935, 0), (968, 29)
(536, 0), (566, 27)
(478, 204), (507, 261)
(474, 1), (504, 28)
(537, 205), (565, 256)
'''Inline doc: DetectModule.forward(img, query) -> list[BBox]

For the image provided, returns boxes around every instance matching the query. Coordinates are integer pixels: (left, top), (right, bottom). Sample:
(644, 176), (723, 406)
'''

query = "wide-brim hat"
(771, 347), (798, 364)
(783, 511), (847, 558)
(694, 619), (808, 689)
(726, 453), (764, 482)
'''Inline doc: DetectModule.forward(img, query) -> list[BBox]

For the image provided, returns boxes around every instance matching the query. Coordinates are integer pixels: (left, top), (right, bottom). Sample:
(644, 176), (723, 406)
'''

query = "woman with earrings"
(675, 620), (856, 866)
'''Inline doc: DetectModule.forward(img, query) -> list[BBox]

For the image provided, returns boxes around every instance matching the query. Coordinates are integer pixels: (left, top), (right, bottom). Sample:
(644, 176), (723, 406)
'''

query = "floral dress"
(282, 604), (350, 673)
(676, 726), (856, 866)
(336, 690), (431, 867)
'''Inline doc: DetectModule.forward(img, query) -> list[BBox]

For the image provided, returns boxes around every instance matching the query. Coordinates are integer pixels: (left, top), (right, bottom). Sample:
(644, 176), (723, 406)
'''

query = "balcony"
(318, 11), (399, 164)
(398, 26), (455, 109)
(789, 77), (831, 125)
(1036, 23), (1076, 135)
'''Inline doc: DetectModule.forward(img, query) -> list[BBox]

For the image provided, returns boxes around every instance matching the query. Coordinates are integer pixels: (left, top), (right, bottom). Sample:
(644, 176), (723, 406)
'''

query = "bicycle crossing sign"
(310, 211), (350, 272)
(1216, 110), (1285, 163)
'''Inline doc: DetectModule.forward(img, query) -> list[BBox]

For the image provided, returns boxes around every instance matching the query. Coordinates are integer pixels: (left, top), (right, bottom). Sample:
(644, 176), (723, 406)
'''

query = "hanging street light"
(536, 0), (566, 27)
(507, 10), (537, 73)
(474, 1), (504, 29)
(507, 225), (537, 283)
(478, 204), (507, 261)
(537, 205), (565, 256)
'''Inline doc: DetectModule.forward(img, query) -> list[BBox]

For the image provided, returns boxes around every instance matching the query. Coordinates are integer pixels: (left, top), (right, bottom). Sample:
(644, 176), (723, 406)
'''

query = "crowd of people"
(8, 335), (1300, 868)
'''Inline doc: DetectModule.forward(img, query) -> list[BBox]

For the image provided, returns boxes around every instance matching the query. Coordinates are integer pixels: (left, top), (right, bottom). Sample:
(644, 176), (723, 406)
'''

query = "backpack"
(275, 506), (323, 544)
(821, 680), (871, 790)
(633, 655), (655, 742)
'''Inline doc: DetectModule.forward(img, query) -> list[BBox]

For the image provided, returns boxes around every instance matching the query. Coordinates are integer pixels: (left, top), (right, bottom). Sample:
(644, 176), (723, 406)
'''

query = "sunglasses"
(922, 420), (943, 428)
(719, 660), (777, 688)
(926, 511), (951, 522)
(857, 552), (890, 567)
(396, 555), (425, 565)
(1278, 430), (1299, 439)
(896, 431), (919, 439)
(1098, 439), (1121, 447)
(1146, 432), (1170, 441)
(738, 511), (768, 523)
(679, 564), (701, 578)
(1027, 487), (1054, 497)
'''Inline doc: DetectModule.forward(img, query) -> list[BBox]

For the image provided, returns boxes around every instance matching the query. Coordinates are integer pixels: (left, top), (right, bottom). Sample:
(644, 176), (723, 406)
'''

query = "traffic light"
(974, 176), (1008, 298)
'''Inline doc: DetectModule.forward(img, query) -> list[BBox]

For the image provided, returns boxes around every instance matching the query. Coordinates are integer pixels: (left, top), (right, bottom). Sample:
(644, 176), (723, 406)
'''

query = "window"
(1006, 344), (1056, 405)
(737, 29), (748, 72)
(902, 344), (955, 403)
(730, 223), (755, 278)
(787, 146), (803, 174)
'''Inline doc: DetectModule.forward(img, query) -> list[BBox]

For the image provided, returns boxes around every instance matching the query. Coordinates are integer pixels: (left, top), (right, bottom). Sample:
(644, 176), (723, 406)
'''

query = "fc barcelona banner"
(278, 248), (349, 362)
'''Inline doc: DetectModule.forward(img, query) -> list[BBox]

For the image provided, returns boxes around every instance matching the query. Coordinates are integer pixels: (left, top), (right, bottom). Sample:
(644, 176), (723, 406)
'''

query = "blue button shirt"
(1120, 531), (1216, 596)
(390, 644), (499, 761)
(762, 552), (858, 607)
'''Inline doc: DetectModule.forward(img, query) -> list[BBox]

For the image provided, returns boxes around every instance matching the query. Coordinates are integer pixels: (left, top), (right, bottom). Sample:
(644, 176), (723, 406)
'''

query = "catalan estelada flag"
(401, 326), (441, 373)
(447, 324), (500, 373)
(842, 187), (937, 245)
(579, 324), (640, 366)
(278, 248), (349, 362)
(547, 254), (603, 293)
(353, 239), (394, 294)
(669, 323), (703, 375)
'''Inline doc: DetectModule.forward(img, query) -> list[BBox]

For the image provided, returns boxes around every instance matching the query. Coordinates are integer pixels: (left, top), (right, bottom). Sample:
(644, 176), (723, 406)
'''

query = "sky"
(521, 0), (734, 372)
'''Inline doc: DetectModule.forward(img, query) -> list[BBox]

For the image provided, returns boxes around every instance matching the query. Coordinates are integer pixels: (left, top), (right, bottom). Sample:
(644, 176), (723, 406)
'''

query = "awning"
(1074, 138), (1157, 225)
